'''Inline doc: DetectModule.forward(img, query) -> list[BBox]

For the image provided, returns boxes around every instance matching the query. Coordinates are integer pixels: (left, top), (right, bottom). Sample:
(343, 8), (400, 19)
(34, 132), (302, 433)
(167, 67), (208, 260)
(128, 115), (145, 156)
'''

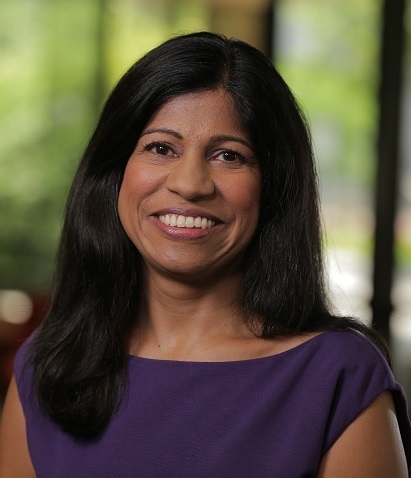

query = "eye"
(213, 149), (246, 163)
(143, 142), (176, 157)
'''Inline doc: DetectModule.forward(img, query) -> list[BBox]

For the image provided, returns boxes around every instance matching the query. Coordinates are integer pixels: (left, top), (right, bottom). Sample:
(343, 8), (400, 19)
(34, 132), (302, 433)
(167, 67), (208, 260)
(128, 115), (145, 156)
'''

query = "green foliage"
(1, 1), (98, 289)
(276, 0), (380, 189)
(0, 0), (209, 290)
(274, 0), (383, 264)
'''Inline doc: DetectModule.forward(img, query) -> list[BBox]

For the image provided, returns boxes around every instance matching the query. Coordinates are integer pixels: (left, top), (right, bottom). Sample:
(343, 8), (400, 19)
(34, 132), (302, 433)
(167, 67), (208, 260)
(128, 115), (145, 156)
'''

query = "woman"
(0, 32), (409, 477)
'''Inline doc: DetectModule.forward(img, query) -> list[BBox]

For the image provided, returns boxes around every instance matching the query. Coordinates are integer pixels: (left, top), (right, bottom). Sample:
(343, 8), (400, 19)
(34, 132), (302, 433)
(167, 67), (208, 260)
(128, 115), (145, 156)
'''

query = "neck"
(129, 265), (254, 359)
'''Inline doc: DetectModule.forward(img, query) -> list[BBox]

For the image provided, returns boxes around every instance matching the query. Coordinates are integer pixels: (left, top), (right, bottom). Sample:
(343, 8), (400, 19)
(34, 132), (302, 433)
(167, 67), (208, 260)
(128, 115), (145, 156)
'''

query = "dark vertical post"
(371, 0), (406, 341)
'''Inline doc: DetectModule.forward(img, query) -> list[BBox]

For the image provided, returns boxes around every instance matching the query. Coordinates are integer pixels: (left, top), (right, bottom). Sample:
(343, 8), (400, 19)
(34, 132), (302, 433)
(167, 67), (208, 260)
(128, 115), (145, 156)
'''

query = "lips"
(158, 213), (215, 229)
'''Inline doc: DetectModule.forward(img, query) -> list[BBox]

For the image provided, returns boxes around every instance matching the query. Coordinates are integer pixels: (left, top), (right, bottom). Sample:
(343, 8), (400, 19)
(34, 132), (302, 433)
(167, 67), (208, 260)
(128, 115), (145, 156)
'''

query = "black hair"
(30, 31), (389, 438)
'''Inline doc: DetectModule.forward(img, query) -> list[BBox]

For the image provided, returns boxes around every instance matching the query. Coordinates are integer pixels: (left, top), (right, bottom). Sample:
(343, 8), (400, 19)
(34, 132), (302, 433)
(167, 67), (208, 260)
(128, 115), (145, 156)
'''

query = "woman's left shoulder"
(313, 330), (411, 474)
(313, 330), (411, 465)
(305, 329), (392, 374)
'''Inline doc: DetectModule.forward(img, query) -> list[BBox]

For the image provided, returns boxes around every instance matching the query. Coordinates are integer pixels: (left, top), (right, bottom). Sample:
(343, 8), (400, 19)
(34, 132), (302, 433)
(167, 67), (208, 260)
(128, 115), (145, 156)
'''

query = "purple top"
(15, 330), (410, 477)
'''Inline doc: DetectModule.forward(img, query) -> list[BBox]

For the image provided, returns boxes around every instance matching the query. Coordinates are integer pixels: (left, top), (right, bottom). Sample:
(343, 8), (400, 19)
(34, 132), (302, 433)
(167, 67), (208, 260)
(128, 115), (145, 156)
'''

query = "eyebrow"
(140, 128), (183, 139)
(210, 135), (254, 151)
(140, 129), (254, 151)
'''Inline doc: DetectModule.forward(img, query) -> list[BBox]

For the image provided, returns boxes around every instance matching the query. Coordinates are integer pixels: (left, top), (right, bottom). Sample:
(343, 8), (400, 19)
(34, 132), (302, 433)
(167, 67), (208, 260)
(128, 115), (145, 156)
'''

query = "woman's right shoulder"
(0, 331), (38, 477)
(13, 332), (38, 404)
(0, 375), (36, 477)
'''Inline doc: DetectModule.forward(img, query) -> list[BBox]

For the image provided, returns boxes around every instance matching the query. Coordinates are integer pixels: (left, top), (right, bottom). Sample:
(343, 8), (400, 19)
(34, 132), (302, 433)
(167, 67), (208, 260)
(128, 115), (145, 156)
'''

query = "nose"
(165, 154), (215, 200)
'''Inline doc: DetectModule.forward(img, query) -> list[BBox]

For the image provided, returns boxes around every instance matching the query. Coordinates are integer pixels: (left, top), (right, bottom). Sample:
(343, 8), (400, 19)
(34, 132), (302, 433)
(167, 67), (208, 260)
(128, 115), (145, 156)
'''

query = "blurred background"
(0, 0), (410, 411)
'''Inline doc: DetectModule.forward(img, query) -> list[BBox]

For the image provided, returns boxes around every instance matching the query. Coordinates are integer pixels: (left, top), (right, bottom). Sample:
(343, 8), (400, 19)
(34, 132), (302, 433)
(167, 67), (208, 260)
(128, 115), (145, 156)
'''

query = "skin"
(118, 89), (261, 283)
(0, 89), (407, 476)
(0, 377), (35, 478)
(317, 391), (408, 477)
(119, 89), (266, 359)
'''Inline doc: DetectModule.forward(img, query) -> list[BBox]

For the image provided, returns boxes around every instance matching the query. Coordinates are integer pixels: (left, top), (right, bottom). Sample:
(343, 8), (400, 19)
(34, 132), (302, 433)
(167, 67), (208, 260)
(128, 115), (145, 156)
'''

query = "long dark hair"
(30, 31), (388, 438)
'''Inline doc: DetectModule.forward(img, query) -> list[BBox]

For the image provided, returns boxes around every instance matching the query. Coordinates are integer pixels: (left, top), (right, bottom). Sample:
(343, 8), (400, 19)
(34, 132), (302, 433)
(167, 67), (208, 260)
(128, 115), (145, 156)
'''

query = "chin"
(155, 262), (212, 279)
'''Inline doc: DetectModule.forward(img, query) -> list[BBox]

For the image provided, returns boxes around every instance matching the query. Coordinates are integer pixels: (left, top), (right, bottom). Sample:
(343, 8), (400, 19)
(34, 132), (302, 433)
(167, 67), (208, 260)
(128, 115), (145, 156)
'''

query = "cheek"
(118, 163), (156, 210)
(117, 163), (144, 235)
(117, 161), (167, 234)
(117, 168), (134, 227)
(227, 175), (262, 219)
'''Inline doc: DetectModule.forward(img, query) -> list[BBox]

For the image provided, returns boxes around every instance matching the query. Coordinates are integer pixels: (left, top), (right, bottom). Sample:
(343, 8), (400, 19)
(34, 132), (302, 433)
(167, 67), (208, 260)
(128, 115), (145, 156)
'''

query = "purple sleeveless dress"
(15, 330), (411, 477)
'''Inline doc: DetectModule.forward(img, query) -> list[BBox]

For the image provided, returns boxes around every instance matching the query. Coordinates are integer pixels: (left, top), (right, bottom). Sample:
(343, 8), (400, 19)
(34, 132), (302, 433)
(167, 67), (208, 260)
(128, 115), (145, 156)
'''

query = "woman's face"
(118, 89), (261, 280)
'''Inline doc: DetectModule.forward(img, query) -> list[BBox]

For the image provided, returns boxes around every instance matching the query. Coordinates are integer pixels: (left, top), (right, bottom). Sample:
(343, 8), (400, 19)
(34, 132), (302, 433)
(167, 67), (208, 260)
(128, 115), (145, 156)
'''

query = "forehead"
(142, 89), (249, 140)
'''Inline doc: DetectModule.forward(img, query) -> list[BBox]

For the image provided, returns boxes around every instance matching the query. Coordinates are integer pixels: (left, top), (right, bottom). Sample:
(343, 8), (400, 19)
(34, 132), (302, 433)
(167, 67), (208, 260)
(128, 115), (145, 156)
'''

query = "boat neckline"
(126, 330), (343, 365)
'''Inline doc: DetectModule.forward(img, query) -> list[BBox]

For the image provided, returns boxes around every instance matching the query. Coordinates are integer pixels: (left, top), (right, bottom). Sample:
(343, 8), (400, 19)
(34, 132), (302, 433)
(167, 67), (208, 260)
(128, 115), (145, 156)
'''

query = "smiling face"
(117, 89), (262, 281)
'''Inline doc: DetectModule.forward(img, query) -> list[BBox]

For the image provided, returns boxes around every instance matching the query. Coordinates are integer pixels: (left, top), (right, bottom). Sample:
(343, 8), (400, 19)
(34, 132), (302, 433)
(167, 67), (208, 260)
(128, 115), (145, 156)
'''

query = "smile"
(158, 214), (216, 229)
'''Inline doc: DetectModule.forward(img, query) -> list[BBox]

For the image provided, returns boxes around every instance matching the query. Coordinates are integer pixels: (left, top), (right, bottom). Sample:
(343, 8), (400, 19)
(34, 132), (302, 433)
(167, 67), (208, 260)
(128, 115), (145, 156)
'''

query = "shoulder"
(271, 330), (398, 414)
(0, 334), (38, 477)
(309, 329), (395, 401)
(311, 328), (388, 360)
(318, 390), (410, 477)
(302, 329), (393, 384)
(13, 333), (38, 416)
(306, 329), (394, 398)
(0, 376), (36, 477)
(309, 331), (410, 463)
(14, 333), (35, 379)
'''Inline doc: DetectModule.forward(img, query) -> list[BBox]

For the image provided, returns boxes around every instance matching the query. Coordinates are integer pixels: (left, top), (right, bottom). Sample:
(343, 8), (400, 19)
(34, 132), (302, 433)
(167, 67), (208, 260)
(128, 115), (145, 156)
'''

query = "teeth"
(158, 214), (215, 229)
